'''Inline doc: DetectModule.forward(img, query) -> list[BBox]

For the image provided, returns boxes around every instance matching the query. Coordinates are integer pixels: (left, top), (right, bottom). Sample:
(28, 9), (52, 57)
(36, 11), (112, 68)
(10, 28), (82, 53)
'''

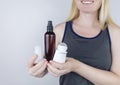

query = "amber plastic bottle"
(44, 21), (56, 61)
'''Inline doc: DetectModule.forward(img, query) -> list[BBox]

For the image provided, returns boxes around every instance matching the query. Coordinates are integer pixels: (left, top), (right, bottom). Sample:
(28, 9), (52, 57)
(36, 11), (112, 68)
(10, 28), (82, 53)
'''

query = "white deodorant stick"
(53, 43), (68, 63)
(34, 46), (43, 61)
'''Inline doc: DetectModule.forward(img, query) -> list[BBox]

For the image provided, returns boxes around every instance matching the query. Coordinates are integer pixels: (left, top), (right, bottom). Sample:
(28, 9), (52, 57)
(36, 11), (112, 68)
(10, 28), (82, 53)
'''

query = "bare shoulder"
(53, 22), (66, 43)
(108, 24), (120, 37)
(108, 24), (120, 53)
(54, 22), (66, 33)
(108, 24), (120, 33)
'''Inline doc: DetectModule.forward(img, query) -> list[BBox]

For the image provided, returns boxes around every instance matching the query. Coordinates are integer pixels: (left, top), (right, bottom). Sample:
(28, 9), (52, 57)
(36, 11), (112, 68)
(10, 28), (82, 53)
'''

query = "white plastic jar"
(53, 43), (68, 63)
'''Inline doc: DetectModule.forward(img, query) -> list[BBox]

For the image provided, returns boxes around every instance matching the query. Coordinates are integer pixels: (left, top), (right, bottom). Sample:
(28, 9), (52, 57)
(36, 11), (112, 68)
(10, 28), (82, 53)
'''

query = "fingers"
(49, 61), (65, 70)
(29, 61), (48, 77)
(35, 70), (48, 78)
(28, 59), (48, 77)
(36, 63), (47, 74)
(28, 54), (48, 78)
(27, 56), (72, 77)
(47, 63), (60, 77)
(31, 59), (47, 73)
(28, 54), (38, 68)
(47, 58), (74, 76)
(47, 60), (67, 77)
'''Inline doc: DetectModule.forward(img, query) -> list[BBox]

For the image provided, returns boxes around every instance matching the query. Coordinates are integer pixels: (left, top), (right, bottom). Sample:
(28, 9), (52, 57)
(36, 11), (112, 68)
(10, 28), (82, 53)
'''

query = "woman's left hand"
(47, 57), (80, 77)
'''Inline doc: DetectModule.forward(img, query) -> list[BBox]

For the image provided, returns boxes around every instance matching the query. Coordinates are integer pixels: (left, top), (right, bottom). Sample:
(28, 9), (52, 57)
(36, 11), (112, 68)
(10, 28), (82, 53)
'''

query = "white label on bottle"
(53, 51), (66, 63)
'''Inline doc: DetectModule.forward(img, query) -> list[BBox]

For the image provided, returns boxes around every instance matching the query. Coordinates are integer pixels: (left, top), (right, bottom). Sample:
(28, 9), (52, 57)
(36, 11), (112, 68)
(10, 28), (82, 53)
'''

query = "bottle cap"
(47, 21), (53, 32)
(57, 43), (67, 52)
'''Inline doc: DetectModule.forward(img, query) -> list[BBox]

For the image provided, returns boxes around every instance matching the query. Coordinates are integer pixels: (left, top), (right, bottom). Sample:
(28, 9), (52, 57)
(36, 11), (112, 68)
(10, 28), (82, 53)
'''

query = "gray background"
(0, 0), (119, 85)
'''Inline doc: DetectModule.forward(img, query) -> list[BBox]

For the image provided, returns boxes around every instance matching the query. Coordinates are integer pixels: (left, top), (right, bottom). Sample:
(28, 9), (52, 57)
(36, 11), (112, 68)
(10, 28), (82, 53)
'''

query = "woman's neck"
(75, 12), (100, 28)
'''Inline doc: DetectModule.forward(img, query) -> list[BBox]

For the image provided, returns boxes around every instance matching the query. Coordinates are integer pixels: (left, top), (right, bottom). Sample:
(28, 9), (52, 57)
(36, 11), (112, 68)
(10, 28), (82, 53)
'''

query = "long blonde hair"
(67, 0), (117, 29)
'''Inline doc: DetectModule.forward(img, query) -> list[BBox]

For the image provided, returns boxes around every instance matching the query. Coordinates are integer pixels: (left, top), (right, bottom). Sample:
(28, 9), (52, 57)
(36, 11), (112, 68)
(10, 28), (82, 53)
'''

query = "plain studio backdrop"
(0, 0), (120, 85)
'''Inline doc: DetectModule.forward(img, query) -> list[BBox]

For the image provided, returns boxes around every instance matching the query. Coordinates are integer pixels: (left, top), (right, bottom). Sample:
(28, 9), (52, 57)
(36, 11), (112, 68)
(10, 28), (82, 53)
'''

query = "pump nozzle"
(47, 21), (53, 32)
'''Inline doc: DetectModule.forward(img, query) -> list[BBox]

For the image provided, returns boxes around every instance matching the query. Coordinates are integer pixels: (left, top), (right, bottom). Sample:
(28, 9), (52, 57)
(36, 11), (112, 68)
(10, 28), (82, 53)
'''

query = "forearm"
(73, 61), (120, 85)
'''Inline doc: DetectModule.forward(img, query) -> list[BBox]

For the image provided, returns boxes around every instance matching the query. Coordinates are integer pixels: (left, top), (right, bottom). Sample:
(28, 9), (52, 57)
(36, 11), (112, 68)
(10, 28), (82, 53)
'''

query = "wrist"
(72, 59), (81, 73)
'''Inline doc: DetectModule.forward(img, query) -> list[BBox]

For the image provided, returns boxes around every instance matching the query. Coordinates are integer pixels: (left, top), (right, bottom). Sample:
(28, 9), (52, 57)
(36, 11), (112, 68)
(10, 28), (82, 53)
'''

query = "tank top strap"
(105, 26), (112, 55)
(62, 21), (72, 42)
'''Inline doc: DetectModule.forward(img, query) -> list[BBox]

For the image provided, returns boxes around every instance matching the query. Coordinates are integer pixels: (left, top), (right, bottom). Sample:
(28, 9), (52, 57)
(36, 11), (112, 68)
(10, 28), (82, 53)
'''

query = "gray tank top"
(60, 21), (112, 85)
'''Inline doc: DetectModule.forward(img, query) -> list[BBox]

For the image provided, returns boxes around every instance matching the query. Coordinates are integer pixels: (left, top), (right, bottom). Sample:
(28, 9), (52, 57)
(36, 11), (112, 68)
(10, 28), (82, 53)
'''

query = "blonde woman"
(28, 0), (120, 85)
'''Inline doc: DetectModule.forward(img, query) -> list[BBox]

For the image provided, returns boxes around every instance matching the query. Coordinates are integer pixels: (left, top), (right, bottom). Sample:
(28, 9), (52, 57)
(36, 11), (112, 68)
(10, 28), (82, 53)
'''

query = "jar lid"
(57, 43), (68, 52)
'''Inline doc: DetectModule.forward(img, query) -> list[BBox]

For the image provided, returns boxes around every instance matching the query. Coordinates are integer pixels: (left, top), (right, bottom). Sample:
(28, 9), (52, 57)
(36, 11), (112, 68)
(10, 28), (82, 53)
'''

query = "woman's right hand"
(27, 55), (48, 78)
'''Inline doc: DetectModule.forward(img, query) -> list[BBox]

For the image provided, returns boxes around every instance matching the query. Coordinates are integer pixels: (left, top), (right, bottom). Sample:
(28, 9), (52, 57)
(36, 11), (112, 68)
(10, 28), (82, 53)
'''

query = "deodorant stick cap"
(57, 43), (67, 52)
(53, 43), (68, 63)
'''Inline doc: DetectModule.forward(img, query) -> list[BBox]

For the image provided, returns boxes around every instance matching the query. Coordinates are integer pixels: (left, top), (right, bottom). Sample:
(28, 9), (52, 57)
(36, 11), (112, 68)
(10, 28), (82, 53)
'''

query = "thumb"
(28, 54), (38, 68)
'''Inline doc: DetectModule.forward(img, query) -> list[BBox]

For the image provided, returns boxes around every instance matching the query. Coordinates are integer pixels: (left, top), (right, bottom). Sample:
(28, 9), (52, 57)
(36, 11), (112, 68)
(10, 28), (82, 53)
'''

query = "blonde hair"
(67, 0), (117, 30)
